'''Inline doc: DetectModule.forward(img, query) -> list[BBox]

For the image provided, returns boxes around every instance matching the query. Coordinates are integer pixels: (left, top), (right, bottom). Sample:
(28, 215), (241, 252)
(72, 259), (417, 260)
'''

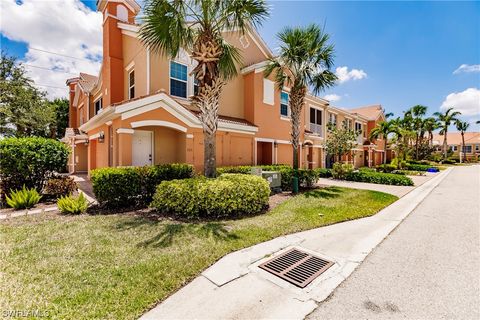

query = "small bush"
(441, 159), (456, 165)
(390, 158), (408, 169)
(91, 164), (195, 207)
(0, 137), (69, 196)
(345, 171), (413, 186)
(332, 162), (354, 180)
(151, 174), (270, 219)
(5, 186), (42, 209)
(405, 163), (438, 172)
(57, 193), (88, 215)
(427, 153), (443, 163)
(359, 167), (377, 173)
(376, 164), (397, 173)
(43, 176), (78, 199)
(314, 168), (332, 178)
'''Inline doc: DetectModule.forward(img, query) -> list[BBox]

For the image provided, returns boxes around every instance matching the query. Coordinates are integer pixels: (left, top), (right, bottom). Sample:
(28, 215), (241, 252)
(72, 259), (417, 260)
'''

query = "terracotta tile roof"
(78, 73), (98, 93)
(348, 105), (383, 120)
(432, 132), (480, 145)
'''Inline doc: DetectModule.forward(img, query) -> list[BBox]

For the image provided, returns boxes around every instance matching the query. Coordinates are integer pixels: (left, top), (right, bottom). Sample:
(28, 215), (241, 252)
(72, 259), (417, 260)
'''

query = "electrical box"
(262, 171), (282, 189)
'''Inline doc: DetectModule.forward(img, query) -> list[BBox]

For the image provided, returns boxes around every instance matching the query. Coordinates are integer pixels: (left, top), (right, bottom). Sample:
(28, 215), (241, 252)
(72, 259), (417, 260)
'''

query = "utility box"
(262, 171), (282, 189)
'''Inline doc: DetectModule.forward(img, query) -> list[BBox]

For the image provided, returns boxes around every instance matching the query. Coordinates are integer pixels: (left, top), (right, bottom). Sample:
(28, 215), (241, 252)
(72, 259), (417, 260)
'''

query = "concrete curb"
(140, 168), (453, 320)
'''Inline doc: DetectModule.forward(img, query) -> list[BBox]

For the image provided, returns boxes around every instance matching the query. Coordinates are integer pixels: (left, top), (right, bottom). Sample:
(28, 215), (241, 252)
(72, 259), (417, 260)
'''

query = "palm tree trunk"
(289, 86), (306, 193)
(384, 138), (387, 164)
(415, 133), (419, 160)
(442, 129), (448, 160)
(195, 78), (223, 178)
(461, 132), (465, 163)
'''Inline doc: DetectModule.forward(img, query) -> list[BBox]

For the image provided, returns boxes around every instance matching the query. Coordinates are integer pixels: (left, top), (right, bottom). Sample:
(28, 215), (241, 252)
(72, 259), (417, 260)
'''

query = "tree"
(369, 120), (396, 164)
(140, 0), (269, 177)
(405, 105), (428, 160)
(423, 117), (438, 146)
(0, 52), (56, 138)
(325, 122), (358, 164)
(49, 98), (69, 139)
(264, 24), (337, 191)
(455, 120), (469, 163)
(433, 107), (461, 159)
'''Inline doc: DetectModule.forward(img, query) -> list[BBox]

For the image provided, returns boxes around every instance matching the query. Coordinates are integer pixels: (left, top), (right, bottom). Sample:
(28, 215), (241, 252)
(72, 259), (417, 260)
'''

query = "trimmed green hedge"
(376, 164), (397, 173)
(217, 165), (330, 189)
(150, 174), (270, 218)
(91, 164), (194, 207)
(0, 137), (69, 196)
(405, 163), (439, 171)
(346, 171), (414, 186)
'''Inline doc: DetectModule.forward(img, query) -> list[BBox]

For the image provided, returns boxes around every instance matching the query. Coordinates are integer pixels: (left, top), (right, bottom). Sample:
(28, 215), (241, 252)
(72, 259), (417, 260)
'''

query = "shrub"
(345, 171), (413, 186)
(359, 167), (377, 173)
(390, 158), (408, 169)
(57, 193), (88, 215)
(43, 176), (77, 199)
(314, 168), (332, 178)
(91, 164), (195, 207)
(150, 174), (270, 219)
(5, 186), (42, 209)
(441, 159), (456, 165)
(427, 153), (443, 163)
(405, 163), (439, 172)
(376, 164), (397, 173)
(332, 162), (354, 180)
(0, 137), (69, 196)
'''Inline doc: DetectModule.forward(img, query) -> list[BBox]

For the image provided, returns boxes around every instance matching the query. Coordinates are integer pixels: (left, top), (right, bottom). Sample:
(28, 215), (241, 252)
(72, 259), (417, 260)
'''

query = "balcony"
(356, 134), (365, 145)
(309, 123), (323, 137)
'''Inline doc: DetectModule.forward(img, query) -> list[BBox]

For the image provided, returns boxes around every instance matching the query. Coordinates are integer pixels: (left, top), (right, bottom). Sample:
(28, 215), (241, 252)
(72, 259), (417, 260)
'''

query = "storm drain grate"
(259, 248), (334, 288)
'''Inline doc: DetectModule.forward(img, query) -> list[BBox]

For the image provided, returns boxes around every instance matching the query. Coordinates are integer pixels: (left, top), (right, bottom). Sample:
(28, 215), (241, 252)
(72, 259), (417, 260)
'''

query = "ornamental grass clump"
(6, 186), (42, 209)
(57, 193), (88, 215)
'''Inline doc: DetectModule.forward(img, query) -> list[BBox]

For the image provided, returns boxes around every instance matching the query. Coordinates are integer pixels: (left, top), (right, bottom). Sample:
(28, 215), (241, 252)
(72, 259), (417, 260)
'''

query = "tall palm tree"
(369, 120), (396, 164)
(406, 105), (428, 160)
(264, 24), (337, 191)
(433, 107), (461, 159)
(455, 120), (470, 163)
(140, 0), (269, 177)
(423, 117), (438, 146)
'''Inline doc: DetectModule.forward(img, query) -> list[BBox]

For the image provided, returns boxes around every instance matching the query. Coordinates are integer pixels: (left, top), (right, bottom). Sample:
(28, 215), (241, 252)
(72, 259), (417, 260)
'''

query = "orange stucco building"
(64, 0), (390, 174)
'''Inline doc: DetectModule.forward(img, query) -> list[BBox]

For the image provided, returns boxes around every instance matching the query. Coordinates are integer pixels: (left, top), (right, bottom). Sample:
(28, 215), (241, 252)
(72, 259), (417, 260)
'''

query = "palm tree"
(433, 107), (461, 159)
(455, 120), (470, 163)
(423, 117), (438, 146)
(264, 24), (337, 191)
(140, 0), (269, 177)
(406, 105), (428, 160)
(369, 120), (395, 164)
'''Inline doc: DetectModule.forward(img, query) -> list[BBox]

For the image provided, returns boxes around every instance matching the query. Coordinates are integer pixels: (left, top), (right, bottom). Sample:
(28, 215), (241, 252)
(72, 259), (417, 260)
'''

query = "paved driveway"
(308, 165), (480, 319)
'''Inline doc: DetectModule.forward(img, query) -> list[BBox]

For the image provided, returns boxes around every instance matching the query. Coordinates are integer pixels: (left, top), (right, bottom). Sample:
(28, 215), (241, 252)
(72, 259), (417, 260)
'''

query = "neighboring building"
(64, 0), (389, 174)
(432, 132), (480, 161)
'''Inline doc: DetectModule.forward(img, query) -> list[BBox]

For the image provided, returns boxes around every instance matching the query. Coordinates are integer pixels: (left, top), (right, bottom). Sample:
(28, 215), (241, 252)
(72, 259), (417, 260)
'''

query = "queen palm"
(423, 117), (438, 146)
(406, 105), (428, 160)
(433, 107), (461, 159)
(369, 120), (396, 164)
(264, 24), (337, 191)
(140, 0), (269, 177)
(455, 120), (470, 162)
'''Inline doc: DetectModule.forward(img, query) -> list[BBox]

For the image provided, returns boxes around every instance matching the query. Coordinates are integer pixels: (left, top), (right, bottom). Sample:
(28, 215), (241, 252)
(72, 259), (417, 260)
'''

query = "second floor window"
(94, 98), (102, 115)
(328, 113), (337, 126)
(280, 91), (289, 117)
(355, 122), (362, 133)
(170, 61), (188, 98)
(128, 69), (135, 99)
(310, 108), (322, 135)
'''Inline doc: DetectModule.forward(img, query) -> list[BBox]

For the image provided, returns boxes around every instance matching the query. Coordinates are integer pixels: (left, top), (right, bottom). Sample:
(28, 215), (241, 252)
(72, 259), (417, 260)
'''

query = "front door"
(132, 130), (153, 166)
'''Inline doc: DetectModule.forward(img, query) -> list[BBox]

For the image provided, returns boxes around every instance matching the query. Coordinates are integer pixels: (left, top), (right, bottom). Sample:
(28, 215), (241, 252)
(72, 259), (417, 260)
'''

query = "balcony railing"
(309, 123), (323, 137)
(356, 134), (364, 145)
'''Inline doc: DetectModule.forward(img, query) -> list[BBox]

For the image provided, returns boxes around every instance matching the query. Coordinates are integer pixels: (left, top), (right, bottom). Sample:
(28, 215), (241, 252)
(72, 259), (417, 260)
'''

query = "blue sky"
(1, 0), (479, 129)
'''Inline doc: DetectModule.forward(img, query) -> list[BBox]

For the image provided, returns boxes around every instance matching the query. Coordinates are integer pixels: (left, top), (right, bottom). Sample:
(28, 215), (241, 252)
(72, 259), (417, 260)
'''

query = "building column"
(117, 128), (133, 166)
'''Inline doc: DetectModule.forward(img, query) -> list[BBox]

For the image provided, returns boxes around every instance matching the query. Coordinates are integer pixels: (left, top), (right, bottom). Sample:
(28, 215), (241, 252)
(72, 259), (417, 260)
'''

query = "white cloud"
(0, 0), (102, 99)
(440, 88), (480, 116)
(453, 64), (480, 74)
(323, 94), (342, 102)
(335, 66), (367, 84)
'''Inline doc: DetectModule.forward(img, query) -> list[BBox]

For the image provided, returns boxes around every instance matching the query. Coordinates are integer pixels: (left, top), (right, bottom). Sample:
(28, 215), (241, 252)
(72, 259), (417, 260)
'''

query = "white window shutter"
(263, 79), (274, 105)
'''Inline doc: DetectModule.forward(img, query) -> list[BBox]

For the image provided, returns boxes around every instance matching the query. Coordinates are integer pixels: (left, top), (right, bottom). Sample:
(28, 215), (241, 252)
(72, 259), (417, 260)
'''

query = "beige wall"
(137, 126), (187, 164)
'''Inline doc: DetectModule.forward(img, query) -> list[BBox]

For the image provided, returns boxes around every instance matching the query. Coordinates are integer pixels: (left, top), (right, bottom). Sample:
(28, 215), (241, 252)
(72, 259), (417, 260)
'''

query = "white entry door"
(132, 130), (153, 166)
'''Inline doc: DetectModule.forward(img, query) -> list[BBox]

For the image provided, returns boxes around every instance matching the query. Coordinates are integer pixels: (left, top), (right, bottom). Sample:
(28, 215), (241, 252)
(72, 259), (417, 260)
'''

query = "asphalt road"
(308, 165), (480, 320)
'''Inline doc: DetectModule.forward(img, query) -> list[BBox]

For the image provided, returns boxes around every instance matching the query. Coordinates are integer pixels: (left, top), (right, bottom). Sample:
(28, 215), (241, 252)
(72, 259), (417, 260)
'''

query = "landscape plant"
(43, 176), (78, 199)
(57, 193), (88, 215)
(324, 122), (358, 163)
(455, 120), (469, 163)
(433, 107), (461, 159)
(140, 0), (269, 178)
(5, 185), (42, 209)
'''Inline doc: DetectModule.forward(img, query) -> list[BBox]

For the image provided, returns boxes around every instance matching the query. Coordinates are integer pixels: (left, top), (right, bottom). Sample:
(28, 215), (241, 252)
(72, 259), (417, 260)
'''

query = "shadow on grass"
(113, 217), (239, 248)
(304, 186), (345, 199)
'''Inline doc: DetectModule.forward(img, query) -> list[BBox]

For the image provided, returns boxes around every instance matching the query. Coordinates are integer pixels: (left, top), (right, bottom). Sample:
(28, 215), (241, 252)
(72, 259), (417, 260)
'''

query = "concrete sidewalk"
(140, 168), (453, 320)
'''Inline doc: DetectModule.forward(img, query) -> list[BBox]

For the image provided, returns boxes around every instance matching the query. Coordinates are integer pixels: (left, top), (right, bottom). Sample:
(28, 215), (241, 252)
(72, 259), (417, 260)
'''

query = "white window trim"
(94, 97), (103, 115)
(128, 69), (135, 99)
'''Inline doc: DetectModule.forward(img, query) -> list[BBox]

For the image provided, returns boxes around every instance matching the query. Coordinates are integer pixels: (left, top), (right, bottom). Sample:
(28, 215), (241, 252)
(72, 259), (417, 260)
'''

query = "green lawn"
(0, 187), (397, 319)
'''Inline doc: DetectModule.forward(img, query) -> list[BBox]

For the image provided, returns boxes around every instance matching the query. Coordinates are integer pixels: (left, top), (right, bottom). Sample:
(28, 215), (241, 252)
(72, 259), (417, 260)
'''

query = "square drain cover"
(259, 248), (334, 288)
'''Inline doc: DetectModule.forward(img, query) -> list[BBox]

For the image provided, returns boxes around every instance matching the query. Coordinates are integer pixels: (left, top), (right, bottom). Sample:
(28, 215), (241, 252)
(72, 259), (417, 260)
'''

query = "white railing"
(356, 135), (364, 145)
(309, 123), (323, 137)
